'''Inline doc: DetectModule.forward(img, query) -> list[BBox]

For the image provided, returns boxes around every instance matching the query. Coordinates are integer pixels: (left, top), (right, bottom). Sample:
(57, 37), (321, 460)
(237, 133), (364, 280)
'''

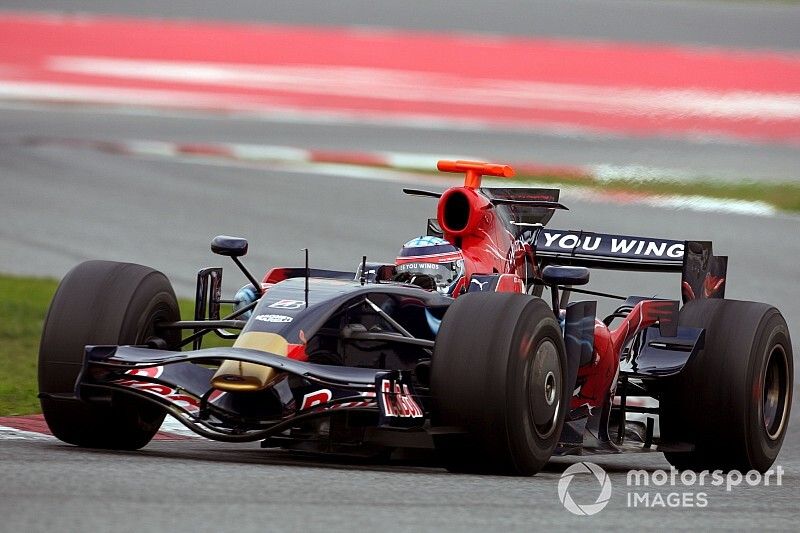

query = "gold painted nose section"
(211, 332), (288, 392)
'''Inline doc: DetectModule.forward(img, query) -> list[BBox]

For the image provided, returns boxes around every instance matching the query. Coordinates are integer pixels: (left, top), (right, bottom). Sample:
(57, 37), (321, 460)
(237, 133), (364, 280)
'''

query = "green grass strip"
(0, 275), (59, 415)
(0, 274), (229, 416)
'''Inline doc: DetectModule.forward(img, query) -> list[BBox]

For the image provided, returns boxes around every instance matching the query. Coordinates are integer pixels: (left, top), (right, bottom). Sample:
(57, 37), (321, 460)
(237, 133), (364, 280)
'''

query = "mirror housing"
(211, 235), (248, 257)
(541, 265), (590, 315)
(542, 265), (590, 287)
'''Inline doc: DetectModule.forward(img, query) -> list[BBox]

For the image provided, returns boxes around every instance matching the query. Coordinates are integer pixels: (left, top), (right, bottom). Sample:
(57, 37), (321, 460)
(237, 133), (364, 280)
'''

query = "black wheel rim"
(527, 338), (561, 439)
(762, 345), (789, 441)
(140, 302), (180, 349)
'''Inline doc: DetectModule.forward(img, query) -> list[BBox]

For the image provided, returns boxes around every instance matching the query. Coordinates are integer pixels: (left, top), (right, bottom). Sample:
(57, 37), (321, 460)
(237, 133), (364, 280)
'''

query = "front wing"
(77, 345), (426, 442)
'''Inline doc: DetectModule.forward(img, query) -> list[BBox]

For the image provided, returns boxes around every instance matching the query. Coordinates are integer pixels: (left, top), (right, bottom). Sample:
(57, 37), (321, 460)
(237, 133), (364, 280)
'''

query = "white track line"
(49, 57), (800, 121)
(0, 425), (55, 441)
(0, 419), (198, 441)
(159, 416), (201, 439)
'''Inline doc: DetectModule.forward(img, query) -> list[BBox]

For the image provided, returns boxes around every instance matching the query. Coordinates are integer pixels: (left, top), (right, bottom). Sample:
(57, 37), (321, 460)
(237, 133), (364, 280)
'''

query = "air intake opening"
(442, 191), (470, 232)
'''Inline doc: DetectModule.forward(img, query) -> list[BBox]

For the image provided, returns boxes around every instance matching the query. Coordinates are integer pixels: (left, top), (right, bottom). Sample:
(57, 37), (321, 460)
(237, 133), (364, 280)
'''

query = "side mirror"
(211, 235), (248, 257)
(541, 265), (590, 316)
(542, 265), (590, 287)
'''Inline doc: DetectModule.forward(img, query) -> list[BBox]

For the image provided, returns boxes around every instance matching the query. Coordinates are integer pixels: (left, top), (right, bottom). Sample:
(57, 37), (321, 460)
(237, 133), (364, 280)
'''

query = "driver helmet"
(394, 236), (465, 294)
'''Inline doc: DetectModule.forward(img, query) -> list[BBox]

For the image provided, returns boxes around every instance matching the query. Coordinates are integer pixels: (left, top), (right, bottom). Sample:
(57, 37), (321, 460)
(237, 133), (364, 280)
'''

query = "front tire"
(38, 260), (180, 450)
(660, 299), (793, 472)
(430, 292), (568, 475)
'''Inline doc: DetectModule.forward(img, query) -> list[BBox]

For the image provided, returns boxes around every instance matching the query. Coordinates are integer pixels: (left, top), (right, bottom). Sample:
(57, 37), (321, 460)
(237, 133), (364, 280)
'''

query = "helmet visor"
(395, 261), (463, 292)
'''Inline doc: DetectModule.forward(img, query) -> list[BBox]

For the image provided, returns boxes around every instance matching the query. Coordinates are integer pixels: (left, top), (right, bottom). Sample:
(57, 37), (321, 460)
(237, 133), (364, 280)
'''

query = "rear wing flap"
(533, 229), (727, 302)
(534, 229), (685, 271)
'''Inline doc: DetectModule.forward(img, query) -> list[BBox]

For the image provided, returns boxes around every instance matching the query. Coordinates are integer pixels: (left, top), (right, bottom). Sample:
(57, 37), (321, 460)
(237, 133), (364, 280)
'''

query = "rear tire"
(660, 299), (793, 472)
(431, 292), (568, 475)
(38, 260), (180, 450)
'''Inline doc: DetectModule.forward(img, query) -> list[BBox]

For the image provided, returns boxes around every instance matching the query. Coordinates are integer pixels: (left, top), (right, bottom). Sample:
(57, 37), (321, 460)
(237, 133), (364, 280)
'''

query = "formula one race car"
(38, 161), (793, 475)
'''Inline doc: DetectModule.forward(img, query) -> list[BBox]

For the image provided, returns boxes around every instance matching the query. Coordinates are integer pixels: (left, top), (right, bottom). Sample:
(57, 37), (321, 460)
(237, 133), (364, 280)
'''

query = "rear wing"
(482, 187), (562, 227)
(533, 229), (728, 302)
(534, 229), (685, 271)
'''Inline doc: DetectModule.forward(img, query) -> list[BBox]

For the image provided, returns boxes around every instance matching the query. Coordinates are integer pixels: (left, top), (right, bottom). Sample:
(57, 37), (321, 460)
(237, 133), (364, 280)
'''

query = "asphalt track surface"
(0, 438), (797, 532)
(1, 2), (799, 531)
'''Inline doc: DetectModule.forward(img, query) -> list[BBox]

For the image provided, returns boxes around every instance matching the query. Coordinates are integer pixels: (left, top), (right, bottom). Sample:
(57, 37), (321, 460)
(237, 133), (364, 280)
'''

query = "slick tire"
(661, 299), (793, 472)
(430, 292), (568, 475)
(38, 260), (180, 450)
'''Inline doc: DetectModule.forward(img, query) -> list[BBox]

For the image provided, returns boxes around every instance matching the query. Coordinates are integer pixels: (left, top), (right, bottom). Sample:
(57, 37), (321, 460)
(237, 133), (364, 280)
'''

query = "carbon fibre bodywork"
(78, 278), (448, 445)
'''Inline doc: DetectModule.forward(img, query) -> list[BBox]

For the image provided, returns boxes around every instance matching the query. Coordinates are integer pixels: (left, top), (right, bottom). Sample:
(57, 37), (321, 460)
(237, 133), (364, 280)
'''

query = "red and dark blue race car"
(38, 161), (793, 475)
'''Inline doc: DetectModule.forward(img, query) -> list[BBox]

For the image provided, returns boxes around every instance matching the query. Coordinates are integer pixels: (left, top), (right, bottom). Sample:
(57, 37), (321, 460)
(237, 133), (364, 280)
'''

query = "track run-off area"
(1, 11), (799, 147)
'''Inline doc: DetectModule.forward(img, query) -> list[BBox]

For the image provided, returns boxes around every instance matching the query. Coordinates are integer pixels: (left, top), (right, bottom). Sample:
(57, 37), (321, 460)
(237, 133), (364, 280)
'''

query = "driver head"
(394, 237), (464, 295)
